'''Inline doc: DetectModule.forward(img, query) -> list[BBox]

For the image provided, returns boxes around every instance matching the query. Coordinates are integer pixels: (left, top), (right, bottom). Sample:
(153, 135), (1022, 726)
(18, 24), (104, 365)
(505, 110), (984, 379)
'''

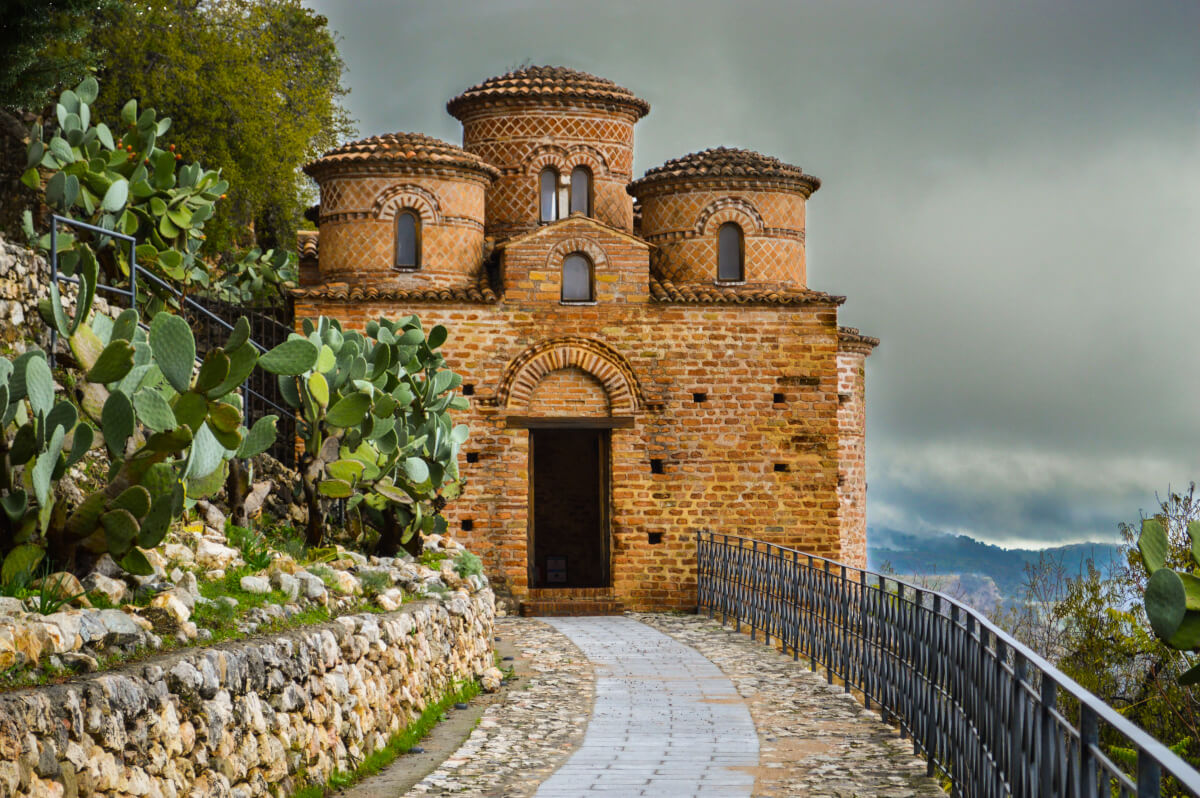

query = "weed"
(225, 522), (273, 571)
(359, 570), (391, 597)
(452, 551), (482, 579)
(28, 573), (83, 615)
(305, 564), (337, 589)
(419, 550), (448, 569)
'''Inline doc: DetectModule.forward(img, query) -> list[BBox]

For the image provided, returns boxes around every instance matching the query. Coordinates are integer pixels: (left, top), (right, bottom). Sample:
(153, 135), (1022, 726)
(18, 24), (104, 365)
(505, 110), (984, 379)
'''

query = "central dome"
(447, 65), (650, 119)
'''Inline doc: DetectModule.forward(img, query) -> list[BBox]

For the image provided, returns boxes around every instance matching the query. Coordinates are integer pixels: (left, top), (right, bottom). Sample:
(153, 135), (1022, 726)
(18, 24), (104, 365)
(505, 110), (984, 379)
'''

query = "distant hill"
(867, 526), (1122, 602)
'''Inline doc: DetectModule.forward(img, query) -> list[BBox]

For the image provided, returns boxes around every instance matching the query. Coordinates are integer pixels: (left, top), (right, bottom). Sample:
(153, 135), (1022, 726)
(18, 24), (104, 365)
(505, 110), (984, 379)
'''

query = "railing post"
(1079, 704), (1098, 798)
(1040, 674), (1056, 795)
(1138, 748), (1161, 798)
(823, 559), (832, 685)
(735, 536), (743, 634)
(927, 593), (941, 777)
(792, 548), (800, 662)
(48, 221), (59, 367)
(750, 539), (757, 641)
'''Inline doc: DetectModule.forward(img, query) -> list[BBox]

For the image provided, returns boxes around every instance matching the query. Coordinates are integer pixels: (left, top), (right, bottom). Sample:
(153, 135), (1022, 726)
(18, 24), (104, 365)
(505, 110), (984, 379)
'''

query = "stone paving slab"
(536, 616), (757, 798)
(636, 612), (946, 798)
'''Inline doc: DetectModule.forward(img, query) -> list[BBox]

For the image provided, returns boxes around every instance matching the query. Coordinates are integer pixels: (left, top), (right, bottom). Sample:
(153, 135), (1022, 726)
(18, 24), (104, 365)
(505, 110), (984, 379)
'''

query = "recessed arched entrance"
(499, 338), (644, 595)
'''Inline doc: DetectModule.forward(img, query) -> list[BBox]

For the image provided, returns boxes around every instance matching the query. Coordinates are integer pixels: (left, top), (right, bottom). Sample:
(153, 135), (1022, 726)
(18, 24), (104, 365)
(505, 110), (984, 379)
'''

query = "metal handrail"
(46, 214), (293, 423)
(695, 530), (1200, 797)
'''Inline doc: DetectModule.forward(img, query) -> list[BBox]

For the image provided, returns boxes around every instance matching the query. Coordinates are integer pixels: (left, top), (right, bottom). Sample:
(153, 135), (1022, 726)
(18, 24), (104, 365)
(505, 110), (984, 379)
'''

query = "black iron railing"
(46, 214), (296, 466)
(695, 531), (1200, 798)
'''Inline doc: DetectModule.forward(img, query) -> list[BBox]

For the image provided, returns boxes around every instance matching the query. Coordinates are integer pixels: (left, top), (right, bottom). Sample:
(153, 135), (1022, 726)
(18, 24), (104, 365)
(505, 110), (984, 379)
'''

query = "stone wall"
(0, 592), (495, 798)
(0, 234), (53, 353)
(836, 345), (870, 570)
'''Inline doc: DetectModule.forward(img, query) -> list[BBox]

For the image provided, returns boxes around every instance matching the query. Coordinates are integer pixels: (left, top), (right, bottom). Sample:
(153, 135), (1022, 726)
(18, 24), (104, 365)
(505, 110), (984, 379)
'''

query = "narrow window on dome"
(395, 210), (420, 269)
(539, 168), (559, 223)
(717, 222), (744, 281)
(562, 252), (593, 302)
(569, 166), (592, 216)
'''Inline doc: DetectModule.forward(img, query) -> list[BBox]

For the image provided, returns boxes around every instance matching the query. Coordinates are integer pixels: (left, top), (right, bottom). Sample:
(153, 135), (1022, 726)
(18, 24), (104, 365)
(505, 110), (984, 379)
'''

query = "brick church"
(293, 66), (877, 613)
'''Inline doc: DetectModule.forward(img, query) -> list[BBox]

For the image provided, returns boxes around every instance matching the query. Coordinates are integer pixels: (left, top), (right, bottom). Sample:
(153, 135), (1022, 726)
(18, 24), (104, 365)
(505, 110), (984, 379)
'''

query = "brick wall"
(636, 186), (808, 288)
(457, 105), (639, 238)
(528, 367), (610, 415)
(836, 348), (869, 569)
(295, 295), (847, 612)
(316, 172), (487, 290)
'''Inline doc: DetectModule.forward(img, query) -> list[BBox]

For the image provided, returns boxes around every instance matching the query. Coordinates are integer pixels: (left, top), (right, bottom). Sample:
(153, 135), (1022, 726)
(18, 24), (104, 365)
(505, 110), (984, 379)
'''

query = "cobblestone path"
(403, 614), (945, 797)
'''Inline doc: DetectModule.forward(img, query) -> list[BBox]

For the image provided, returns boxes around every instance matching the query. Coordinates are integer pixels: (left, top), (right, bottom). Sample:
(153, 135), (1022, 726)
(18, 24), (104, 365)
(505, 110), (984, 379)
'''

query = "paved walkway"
(401, 614), (944, 797)
(535, 617), (757, 797)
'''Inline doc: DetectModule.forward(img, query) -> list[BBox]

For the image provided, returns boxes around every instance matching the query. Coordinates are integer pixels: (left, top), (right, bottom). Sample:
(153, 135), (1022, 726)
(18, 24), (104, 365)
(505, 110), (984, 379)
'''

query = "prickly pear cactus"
(21, 76), (296, 309)
(0, 302), (280, 579)
(1138, 518), (1200, 684)
(257, 315), (468, 551)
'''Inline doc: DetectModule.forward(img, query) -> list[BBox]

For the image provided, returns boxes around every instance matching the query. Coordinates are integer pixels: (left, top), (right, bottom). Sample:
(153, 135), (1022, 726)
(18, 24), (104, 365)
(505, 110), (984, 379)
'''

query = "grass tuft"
(293, 679), (481, 797)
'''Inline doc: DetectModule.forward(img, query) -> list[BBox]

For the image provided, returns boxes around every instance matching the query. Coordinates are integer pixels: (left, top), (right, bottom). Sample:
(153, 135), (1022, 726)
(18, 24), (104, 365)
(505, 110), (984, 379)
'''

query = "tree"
(0, 0), (112, 118)
(83, 0), (354, 260)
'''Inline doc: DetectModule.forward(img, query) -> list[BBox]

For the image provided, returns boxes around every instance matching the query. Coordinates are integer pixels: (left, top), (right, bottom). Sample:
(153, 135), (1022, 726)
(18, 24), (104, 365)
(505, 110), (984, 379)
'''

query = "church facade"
(293, 67), (877, 613)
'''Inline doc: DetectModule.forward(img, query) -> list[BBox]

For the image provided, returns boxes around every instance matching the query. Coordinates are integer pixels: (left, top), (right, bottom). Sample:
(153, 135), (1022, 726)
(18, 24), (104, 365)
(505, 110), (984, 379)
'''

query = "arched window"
(717, 222), (744, 281)
(561, 252), (593, 302)
(569, 166), (592, 216)
(395, 210), (420, 269)
(539, 167), (559, 223)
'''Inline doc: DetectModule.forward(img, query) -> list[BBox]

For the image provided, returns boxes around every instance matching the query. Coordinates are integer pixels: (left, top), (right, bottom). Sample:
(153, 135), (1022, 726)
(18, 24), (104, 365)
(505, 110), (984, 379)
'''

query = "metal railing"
(46, 215), (295, 465)
(695, 531), (1200, 797)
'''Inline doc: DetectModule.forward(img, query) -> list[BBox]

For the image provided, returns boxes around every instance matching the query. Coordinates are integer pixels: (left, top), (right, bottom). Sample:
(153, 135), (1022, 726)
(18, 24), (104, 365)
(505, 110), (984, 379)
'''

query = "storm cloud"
(303, 0), (1200, 547)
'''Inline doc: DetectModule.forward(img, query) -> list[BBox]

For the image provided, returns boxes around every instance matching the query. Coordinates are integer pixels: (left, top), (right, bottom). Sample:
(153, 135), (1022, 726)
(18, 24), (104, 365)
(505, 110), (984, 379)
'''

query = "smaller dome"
(629, 147), (820, 194)
(447, 65), (650, 119)
(304, 132), (499, 180)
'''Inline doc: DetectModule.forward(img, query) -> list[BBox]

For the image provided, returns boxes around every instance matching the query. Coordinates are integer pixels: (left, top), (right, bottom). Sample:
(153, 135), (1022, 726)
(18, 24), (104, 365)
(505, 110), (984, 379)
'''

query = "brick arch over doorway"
(497, 337), (644, 414)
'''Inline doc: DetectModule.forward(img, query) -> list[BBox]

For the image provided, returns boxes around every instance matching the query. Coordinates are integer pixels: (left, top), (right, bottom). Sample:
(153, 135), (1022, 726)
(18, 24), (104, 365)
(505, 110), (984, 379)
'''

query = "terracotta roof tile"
(650, 276), (843, 306)
(838, 326), (880, 351)
(290, 271), (498, 304)
(304, 132), (499, 180)
(630, 147), (820, 194)
(448, 66), (649, 119)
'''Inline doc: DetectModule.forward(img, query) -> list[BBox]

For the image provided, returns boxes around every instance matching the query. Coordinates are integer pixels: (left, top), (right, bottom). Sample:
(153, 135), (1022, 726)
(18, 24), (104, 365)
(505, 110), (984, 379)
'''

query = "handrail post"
(1138, 748), (1161, 798)
(1079, 704), (1098, 797)
(750, 539), (757, 641)
(823, 558), (832, 685)
(1039, 672), (1056, 795)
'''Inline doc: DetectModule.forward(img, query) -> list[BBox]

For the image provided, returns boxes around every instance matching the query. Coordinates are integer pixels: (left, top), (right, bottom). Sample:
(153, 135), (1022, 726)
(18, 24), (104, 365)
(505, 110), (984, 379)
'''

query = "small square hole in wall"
(648, 531), (664, 545)
(839, 393), (851, 404)
(773, 392), (786, 404)
(774, 463), (790, 473)
(465, 452), (479, 464)
(461, 519), (474, 532)
(462, 384), (475, 396)
(692, 391), (708, 403)
(650, 459), (665, 474)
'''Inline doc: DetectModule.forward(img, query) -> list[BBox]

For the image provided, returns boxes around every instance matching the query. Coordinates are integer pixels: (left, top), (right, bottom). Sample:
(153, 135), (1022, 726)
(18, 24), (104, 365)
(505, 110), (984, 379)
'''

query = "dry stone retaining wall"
(0, 590), (495, 798)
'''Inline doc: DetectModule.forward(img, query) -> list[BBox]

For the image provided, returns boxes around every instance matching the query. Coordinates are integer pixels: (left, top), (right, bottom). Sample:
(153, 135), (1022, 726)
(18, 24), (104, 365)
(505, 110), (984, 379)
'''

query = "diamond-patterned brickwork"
(638, 187), (808, 289)
(460, 109), (637, 238)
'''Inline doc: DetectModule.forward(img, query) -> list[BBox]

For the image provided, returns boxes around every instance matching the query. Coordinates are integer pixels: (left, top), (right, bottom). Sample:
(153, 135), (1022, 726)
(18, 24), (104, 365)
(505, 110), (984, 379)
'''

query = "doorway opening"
(529, 427), (610, 589)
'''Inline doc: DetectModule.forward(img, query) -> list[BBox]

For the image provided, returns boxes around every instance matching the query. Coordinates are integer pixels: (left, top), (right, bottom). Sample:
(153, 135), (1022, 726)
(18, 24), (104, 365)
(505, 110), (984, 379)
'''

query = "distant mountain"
(867, 526), (1122, 602)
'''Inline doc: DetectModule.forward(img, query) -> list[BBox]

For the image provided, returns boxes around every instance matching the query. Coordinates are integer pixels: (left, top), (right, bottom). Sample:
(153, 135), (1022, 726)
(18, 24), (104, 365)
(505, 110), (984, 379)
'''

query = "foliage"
(453, 550), (482, 579)
(215, 246), (297, 306)
(1137, 513), (1200, 685)
(997, 486), (1200, 776)
(20, 76), (229, 306)
(28, 572), (84, 615)
(83, 0), (354, 256)
(0, 276), (282, 579)
(224, 522), (273, 571)
(0, 0), (113, 112)
(358, 569), (390, 597)
(256, 316), (469, 552)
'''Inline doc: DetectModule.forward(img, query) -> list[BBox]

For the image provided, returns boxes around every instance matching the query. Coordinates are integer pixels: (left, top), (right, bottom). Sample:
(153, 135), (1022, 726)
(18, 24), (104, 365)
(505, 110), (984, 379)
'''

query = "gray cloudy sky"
(303, 0), (1200, 548)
